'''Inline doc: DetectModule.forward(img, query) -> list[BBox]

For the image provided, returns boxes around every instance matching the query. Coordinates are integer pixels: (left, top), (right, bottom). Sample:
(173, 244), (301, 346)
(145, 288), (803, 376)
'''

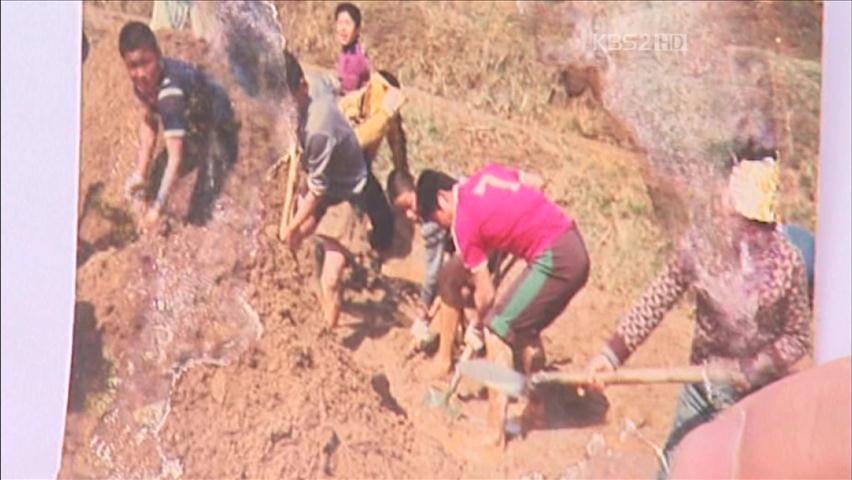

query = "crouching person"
(416, 164), (590, 449)
(278, 51), (373, 329)
(119, 21), (238, 228)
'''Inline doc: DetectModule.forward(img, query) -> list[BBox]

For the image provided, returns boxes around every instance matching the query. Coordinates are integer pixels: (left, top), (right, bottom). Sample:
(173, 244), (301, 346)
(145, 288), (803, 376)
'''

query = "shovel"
(457, 359), (747, 398)
(424, 344), (476, 413)
(424, 254), (518, 410)
(277, 147), (302, 265)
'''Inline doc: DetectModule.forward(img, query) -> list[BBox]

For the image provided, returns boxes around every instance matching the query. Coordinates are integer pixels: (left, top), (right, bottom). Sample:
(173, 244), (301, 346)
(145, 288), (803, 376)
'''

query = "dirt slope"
(62, 2), (819, 479)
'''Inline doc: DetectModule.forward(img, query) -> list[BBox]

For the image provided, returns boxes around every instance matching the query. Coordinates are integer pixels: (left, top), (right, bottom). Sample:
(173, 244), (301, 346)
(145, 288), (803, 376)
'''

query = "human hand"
(278, 222), (291, 243)
(381, 87), (406, 116)
(463, 323), (485, 352)
(124, 171), (145, 200)
(284, 226), (303, 252)
(579, 353), (616, 396)
(738, 356), (770, 391)
(410, 316), (432, 344)
(142, 207), (161, 227)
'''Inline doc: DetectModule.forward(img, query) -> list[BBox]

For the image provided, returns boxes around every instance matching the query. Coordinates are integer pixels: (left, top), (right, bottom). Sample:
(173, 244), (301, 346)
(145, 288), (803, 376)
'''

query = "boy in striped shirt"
(119, 22), (237, 227)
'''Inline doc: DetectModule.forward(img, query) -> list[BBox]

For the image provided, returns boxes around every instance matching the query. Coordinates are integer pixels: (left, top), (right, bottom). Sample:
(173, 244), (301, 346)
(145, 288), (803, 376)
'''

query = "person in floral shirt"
(585, 150), (812, 477)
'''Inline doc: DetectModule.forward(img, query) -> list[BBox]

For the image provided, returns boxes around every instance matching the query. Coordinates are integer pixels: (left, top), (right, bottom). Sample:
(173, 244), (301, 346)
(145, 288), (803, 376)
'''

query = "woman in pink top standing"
(334, 3), (370, 96)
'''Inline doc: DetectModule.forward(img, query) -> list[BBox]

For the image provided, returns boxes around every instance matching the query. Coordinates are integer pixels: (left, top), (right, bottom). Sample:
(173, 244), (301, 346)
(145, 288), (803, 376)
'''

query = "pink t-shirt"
(452, 163), (573, 271)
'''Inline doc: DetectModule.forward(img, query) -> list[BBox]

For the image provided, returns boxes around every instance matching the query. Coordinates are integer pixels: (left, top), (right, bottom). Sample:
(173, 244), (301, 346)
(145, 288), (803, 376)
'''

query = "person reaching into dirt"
(388, 168), (511, 380)
(119, 21), (238, 228)
(279, 50), (393, 329)
(308, 69), (405, 270)
(388, 167), (486, 373)
(334, 2), (370, 96)
(331, 69), (406, 266)
(583, 149), (812, 478)
(386, 168), (447, 346)
(416, 164), (590, 450)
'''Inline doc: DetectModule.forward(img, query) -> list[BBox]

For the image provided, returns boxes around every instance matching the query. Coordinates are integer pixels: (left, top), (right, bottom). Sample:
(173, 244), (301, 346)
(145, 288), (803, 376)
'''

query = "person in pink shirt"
(334, 3), (370, 96)
(416, 163), (591, 449)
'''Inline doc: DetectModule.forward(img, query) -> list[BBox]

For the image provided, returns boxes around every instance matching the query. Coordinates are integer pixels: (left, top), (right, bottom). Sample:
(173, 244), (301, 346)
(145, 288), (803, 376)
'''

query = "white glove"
(464, 324), (485, 352)
(410, 317), (431, 343)
(124, 172), (145, 200)
(380, 87), (406, 116)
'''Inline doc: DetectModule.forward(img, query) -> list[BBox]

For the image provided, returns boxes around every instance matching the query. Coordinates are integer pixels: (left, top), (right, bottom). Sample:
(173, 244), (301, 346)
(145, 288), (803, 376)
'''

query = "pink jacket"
(336, 40), (370, 96)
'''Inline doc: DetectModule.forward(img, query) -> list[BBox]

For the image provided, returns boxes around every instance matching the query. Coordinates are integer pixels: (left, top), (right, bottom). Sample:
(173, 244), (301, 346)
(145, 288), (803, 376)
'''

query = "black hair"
(386, 168), (414, 202)
(416, 170), (457, 220)
(377, 69), (401, 88)
(282, 50), (305, 93)
(118, 21), (160, 58)
(335, 3), (362, 28)
(732, 112), (778, 163)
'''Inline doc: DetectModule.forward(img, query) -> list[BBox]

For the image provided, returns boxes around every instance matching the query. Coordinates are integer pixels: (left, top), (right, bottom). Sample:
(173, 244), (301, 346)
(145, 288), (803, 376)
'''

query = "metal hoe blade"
(457, 359), (529, 398)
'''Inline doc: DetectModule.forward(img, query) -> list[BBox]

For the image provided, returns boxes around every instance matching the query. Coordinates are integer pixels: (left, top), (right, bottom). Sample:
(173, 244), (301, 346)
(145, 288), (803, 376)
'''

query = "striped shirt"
(133, 57), (214, 139)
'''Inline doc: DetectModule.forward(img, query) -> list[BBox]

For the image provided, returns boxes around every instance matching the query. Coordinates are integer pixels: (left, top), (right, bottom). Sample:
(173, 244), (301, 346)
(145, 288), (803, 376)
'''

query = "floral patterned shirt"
(605, 225), (812, 388)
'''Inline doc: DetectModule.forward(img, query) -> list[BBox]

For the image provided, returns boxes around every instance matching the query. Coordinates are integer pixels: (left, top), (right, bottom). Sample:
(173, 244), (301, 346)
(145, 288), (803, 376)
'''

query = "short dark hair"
(416, 169), (457, 220)
(386, 168), (414, 202)
(282, 50), (305, 92)
(118, 21), (160, 58)
(335, 3), (362, 28)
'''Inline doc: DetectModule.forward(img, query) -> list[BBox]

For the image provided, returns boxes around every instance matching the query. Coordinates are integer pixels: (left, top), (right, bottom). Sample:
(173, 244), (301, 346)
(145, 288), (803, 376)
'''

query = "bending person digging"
(278, 51), (375, 330)
(583, 145), (812, 478)
(119, 21), (238, 228)
(387, 167), (500, 373)
(415, 164), (590, 449)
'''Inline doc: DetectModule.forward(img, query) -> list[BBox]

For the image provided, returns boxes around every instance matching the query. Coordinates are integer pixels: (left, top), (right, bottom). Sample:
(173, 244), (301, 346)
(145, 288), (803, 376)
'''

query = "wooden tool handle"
(531, 366), (746, 387)
(278, 147), (300, 241)
(442, 345), (475, 404)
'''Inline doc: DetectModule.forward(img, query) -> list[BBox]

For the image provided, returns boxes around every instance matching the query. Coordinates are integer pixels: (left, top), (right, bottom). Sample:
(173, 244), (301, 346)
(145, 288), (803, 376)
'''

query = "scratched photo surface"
(63, 2), (822, 478)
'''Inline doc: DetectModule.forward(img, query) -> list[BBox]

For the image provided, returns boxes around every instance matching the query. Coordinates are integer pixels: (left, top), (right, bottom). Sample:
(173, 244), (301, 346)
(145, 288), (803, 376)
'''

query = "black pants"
(361, 171), (395, 253)
(145, 123), (238, 226)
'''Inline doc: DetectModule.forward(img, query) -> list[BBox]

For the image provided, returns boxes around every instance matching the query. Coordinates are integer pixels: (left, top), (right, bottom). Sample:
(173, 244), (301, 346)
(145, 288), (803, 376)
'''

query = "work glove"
(124, 171), (145, 200)
(410, 316), (437, 351)
(463, 323), (485, 353)
(380, 87), (406, 117)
